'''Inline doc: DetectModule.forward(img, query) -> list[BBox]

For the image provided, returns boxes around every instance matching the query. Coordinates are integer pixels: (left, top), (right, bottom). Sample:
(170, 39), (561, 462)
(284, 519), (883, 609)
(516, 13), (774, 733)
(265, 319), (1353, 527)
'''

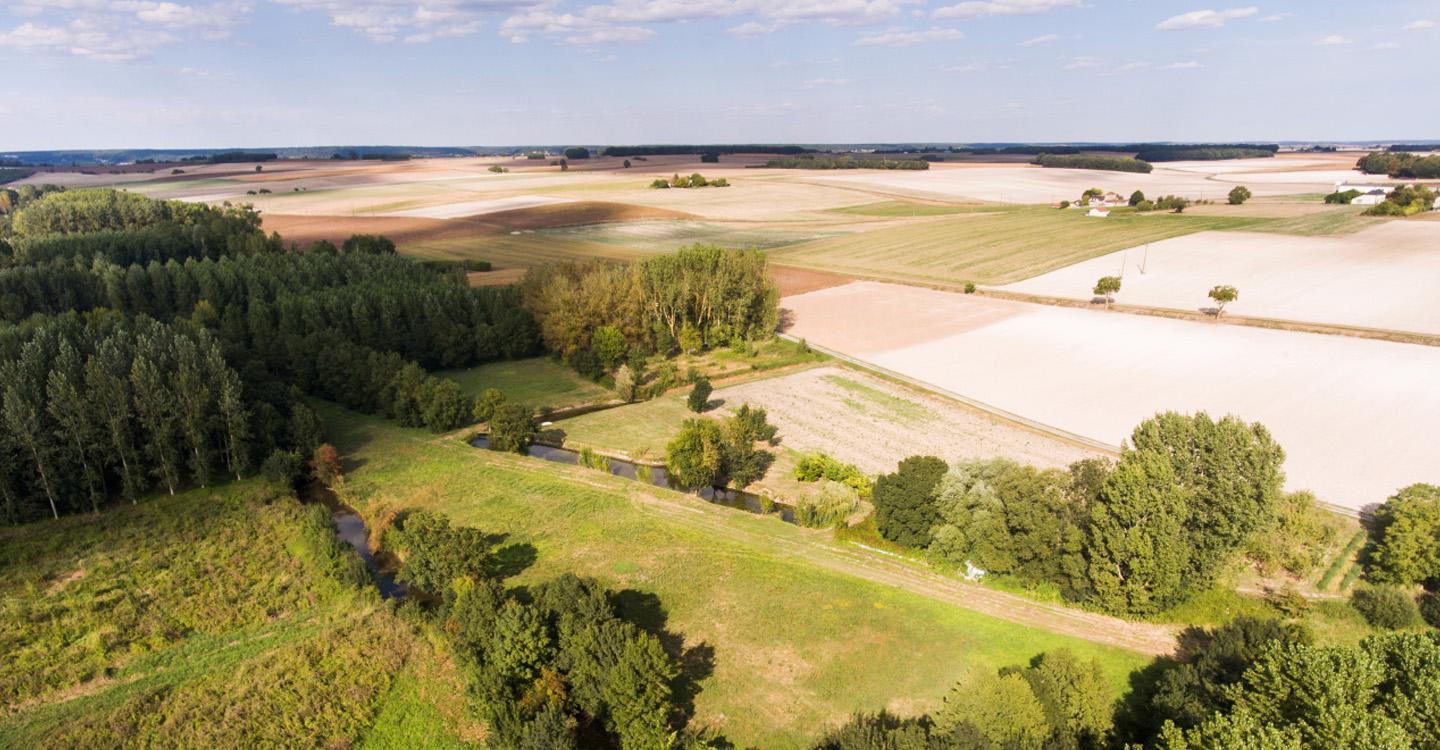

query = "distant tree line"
(0, 168), (34, 185)
(1129, 144), (1277, 162)
(601, 144), (811, 157)
(182, 151), (279, 164)
(1034, 154), (1154, 173)
(651, 173), (729, 189)
(871, 412), (1290, 616)
(1386, 143), (1440, 152)
(1357, 151), (1440, 179)
(764, 156), (929, 170)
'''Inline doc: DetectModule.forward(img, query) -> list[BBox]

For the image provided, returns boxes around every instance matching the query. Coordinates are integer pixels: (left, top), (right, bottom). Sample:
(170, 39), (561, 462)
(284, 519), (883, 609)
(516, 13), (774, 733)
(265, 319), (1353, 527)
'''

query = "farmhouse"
(1351, 189), (1390, 206)
(1086, 207), (1110, 218)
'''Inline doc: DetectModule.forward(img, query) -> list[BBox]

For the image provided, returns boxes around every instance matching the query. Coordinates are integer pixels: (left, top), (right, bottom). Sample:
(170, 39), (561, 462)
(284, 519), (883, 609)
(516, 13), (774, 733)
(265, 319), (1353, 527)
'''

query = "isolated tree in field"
(872, 455), (948, 547)
(1094, 276), (1121, 308)
(559, 158), (569, 172)
(686, 377), (712, 412)
(1228, 185), (1252, 205)
(1129, 190), (1146, 206)
(623, 159), (631, 168)
(1208, 285), (1238, 318)
(487, 403), (535, 453)
(1365, 483), (1440, 585)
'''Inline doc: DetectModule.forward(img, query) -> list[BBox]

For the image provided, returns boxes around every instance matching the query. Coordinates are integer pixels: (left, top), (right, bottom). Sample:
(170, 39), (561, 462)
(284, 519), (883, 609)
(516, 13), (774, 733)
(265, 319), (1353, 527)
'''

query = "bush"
(1351, 585), (1423, 630)
(793, 453), (872, 497)
(963, 281), (976, 294)
(686, 377), (712, 412)
(793, 482), (861, 529)
(472, 387), (506, 423)
(1227, 186), (1252, 205)
(1420, 592), (1440, 629)
(487, 403), (535, 454)
(1365, 483), (1440, 585)
(1324, 189), (1362, 204)
(261, 449), (303, 487)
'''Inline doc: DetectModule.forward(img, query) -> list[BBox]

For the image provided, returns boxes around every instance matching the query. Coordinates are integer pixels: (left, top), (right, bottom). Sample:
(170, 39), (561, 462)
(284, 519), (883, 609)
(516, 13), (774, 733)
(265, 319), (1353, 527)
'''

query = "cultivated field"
(327, 406), (1155, 747)
(1001, 221), (1440, 335)
(782, 282), (1440, 512)
(799, 154), (1375, 204)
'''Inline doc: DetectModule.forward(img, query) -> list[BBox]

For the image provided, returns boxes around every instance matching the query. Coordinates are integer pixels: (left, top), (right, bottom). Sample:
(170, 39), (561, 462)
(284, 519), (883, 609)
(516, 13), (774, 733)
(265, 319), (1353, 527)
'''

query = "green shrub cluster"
(665, 405), (776, 489)
(793, 482), (861, 529)
(651, 172), (728, 188)
(1362, 184), (1438, 216)
(793, 452), (873, 497)
(1351, 585), (1424, 630)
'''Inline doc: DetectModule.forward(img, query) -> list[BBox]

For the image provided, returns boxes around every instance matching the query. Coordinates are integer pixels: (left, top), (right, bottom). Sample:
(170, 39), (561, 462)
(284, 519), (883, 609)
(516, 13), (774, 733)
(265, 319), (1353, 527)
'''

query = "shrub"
(1324, 189), (1362, 204)
(793, 482), (861, 529)
(1129, 190), (1146, 206)
(472, 387), (506, 423)
(1227, 186), (1252, 205)
(963, 281), (976, 294)
(487, 403), (535, 453)
(686, 377), (712, 412)
(872, 455), (948, 548)
(1420, 592), (1440, 629)
(261, 449), (303, 487)
(1351, 585), (1423, 630)
(578, 446), (610, 472)
(1365, 483), (1440, 585)
(793, 453), (872, 497)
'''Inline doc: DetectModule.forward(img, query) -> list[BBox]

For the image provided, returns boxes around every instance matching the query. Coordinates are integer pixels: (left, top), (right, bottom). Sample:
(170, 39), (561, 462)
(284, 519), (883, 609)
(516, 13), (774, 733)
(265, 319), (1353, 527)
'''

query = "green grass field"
(0, 482), (472, 749)
(557, 392), (691, 459)
(440, 356), (614, 411)
(326, 405), (1150, 748)
(770, 205), (1277, 286)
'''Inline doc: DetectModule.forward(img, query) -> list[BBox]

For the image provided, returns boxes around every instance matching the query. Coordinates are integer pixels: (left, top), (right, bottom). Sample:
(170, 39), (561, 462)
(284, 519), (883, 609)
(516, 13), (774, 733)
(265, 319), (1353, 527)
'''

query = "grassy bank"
(325, 405), (1150, 748)
(0, 482), (472, 748)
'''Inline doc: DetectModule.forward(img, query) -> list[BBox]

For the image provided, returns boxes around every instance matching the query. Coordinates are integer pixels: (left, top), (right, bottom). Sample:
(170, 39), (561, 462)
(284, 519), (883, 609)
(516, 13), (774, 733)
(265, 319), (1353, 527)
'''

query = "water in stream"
(470, 435), (796, 524)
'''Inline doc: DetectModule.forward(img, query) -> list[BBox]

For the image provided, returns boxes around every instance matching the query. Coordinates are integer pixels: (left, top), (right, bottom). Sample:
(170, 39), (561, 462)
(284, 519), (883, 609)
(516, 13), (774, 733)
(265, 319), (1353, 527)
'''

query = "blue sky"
(2, 0), (1436, 149)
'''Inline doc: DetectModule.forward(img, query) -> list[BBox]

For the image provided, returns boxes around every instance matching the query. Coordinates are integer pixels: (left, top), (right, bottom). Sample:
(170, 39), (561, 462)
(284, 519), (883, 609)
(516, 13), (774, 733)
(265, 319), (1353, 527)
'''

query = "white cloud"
(1371, 41), (1400, 50)
(1062, 55), (1101, 69)
(1403, 19), (1435, 30)
(277, 0), (528, 42)
(854, 26), (963, 45)
(932, 0), (1078, 20)
(1259, 12), (1287, 22)
(1315, 34), (1351, 45)
(1155, 7), (1257, 30)
(0, 0), (249, 59)
(938, 60), (987, 71)
(1163, 60), (1202, 68)
(799, 76), (852, 87)
(1017, 32), (1057, 46)
(1115, 60), (1150, 71)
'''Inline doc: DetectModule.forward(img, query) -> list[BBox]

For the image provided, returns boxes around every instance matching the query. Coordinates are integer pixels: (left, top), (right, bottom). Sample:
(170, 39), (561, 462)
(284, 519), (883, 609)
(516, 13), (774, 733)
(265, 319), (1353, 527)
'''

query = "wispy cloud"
(854, 26), (964, 45)
(1403, 19), (1435, 30)
(1062, 55), (1102, 69)
(1371, 42), (1400, 50)
(1155, 7), (1258, 30)
(1163, 60), (1202, 69)
(0, 0), (251, 60)
(1315, 34), (1351, 45)
(932, 0), (1079, 21)
(1018, 32), (1058, 46)
(800, 76), (853, 87)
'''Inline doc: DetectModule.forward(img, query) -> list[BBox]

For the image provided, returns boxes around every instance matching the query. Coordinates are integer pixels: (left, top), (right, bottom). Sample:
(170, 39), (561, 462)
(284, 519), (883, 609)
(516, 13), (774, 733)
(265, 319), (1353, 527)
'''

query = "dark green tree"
(872, 455), (948, 548)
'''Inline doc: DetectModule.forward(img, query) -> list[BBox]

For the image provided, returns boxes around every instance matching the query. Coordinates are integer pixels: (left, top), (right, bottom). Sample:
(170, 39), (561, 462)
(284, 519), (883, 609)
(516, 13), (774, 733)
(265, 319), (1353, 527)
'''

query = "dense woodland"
(1128, 144), (1277, 161)
(0, 187), (538, 523)
(1357, 151), (1440, 179)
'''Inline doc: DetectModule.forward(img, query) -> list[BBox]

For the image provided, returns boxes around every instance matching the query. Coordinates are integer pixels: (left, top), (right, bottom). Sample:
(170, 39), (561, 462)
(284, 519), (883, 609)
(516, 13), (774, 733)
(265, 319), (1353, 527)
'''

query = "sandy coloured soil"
(999, 221), (1440, 335)
(782, 282), (1440, 511)
(770, 266), (854, 297)
(715, 366), (1097, 474)
(800, 157), (1378, 204)
(378, 194), (571, 219)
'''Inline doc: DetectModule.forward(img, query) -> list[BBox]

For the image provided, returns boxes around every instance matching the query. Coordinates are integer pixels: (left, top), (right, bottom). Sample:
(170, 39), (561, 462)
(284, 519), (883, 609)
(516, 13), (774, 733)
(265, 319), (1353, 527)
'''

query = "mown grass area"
(401, 231), (656, 269)
(557, 392), (690, 459)
(326, 405), (1150, 748)
(827, 201), (989, 217)
(0, 482), (471, 749)
(440, 356), (614, 411)
(770, 205), (1330, 286)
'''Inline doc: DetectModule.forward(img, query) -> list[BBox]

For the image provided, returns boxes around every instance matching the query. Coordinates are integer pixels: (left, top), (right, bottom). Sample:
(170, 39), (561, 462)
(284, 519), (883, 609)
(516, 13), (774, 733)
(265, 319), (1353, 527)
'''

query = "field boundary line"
(777, 334), (1364, 520)
(775, 333), (1121, 455)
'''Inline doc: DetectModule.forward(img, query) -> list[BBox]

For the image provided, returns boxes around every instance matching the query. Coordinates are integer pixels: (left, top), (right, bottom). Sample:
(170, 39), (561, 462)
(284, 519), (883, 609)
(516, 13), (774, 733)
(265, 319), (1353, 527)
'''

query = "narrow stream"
(469, 435), (796, 524)
(305, 481), (406, 599)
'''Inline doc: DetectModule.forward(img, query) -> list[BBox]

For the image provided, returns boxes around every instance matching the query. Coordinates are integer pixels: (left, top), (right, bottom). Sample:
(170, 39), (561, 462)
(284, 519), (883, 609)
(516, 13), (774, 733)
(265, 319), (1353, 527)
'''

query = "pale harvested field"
(1001, 221), (1440, 335)
(782, 281), (1440, 511)
(378, 194), (571, 218)
(802, 158), (1376, 204)
(715, 366), (1097, 474)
